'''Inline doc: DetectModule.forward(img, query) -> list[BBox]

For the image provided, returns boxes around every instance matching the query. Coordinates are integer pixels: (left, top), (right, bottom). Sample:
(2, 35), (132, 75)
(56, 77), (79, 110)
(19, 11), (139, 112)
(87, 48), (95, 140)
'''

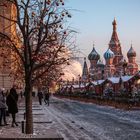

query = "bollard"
(21, 121), (24, 133)
(24, 112), (26, 120)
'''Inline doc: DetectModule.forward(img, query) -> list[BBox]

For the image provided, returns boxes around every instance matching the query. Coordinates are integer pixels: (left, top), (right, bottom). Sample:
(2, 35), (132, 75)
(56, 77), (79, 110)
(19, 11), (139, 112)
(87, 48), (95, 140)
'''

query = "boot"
(15, 122), (18, 126)
(4, 122), (8, 125)
(0, 120), (2, 126)
(11, 122), (14, 127)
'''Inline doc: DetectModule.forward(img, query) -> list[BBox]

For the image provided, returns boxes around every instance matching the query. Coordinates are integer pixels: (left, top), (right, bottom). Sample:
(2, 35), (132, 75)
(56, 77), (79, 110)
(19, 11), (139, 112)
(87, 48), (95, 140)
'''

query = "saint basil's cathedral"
(82, 19), (138, 82)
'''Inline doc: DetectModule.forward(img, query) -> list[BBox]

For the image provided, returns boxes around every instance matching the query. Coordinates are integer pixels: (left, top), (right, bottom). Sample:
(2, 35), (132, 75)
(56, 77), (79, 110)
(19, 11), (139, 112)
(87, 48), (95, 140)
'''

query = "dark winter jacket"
(0, 91), (7, 109)
(45, 93), (50, 100)
(6, 88), (18, 114)
(38, 91), (43, 99)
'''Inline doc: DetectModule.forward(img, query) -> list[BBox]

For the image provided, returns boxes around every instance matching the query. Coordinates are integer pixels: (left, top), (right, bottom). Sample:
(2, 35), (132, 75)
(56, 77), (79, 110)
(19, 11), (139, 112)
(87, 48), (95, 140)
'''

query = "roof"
(91, 80), (105, 85)
(107, 76), (133, 84)
(72, 84), (85, 89)
(121, 75), (133, 82)
(61, 74), (137, 89)
(107, 77), (120, 83)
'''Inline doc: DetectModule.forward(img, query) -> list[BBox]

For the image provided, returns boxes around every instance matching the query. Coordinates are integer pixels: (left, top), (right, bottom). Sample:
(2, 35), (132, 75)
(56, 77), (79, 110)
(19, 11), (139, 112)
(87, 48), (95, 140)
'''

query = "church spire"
(82, 57), (88, 81)
(112, 18), (117, 31)
(111, 18), (119, 42)
(109, 18), (123, 66)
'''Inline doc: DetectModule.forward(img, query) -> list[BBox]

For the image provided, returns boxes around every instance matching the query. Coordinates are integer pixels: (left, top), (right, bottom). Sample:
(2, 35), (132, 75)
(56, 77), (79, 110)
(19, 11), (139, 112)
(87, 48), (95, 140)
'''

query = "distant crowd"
(20, 89), (51, 106)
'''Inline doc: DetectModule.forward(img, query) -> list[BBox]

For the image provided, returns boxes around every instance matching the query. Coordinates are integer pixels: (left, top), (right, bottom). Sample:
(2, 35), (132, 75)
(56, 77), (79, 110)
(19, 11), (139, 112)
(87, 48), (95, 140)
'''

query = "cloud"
(62, 60), (82, 81)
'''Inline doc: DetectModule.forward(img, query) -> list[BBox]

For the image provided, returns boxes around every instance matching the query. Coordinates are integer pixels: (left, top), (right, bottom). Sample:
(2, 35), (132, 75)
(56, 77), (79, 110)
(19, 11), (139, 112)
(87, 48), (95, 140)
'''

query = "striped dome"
(127, 45), (136, 58)
(104, 48), (114, 59)
(88, 47), (100, 61)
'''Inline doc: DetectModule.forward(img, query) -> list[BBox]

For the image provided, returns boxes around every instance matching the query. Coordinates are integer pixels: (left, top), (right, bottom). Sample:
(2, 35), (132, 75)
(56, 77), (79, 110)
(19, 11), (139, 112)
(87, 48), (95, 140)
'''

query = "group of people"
(0, 86), (51, 127)
(38, 89), (50, 106)
(0, 85), (18, 127)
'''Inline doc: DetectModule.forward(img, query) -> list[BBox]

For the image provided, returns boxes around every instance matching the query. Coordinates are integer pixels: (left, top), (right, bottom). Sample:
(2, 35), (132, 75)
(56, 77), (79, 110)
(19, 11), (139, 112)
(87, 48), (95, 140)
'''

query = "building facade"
(0, 1), (17, 90)
(82, 19), (138, 81)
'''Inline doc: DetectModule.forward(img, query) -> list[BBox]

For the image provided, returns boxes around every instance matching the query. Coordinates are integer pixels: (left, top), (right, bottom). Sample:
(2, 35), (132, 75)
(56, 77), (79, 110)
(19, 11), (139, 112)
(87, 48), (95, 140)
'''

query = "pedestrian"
(32, 91), (35, 97)
(0, 88), (8, 126)
(44, 91), (50, 106)
(6, 85), (18, 127)
(20, 91), (23, 98)
(37, 90), (43, 105)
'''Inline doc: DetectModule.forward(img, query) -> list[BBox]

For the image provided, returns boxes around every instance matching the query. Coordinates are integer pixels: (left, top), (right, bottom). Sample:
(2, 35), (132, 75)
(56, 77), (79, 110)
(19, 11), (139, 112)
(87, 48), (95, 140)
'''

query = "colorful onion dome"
(127, 45), (136, 58)
(104, 48), (114, 59)
(88, 45), (100, 61)
(97, 59), (105, 68)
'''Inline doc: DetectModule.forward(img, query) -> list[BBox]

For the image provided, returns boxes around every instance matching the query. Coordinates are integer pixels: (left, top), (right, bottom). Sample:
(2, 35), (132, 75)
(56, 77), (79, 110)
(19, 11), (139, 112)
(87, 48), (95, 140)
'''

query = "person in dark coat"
(44, 92), (50, 106)
(0, 89), (8, 126)
(37, 90), (43, 105)
(6, 85), (18, 127)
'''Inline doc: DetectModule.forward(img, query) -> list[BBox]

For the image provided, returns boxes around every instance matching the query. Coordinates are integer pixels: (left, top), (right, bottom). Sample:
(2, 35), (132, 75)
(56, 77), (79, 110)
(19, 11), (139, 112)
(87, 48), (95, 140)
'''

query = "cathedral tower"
(109, 18), (123, 67)
(88, 44), (100, 80)
(127, 44), (138, 75)
(82, 18), (139, 82)
(104, 48), (115, 77)
(82, 58), (89, 82)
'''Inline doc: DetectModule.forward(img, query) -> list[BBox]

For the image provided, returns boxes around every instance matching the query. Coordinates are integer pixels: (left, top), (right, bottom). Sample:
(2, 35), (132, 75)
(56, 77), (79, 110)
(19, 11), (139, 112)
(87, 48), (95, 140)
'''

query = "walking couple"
(0, 85), (19, 127)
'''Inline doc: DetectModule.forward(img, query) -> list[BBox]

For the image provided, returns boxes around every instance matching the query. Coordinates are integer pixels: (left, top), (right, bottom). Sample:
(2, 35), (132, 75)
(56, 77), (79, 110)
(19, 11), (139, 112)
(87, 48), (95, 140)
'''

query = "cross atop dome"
(92, 41), (95, 50)
(84, 57), (86, 61)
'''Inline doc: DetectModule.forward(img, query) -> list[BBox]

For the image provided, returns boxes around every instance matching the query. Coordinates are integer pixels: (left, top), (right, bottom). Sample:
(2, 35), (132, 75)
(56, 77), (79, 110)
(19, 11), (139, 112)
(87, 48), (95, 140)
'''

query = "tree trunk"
(25, 80), (33, 134)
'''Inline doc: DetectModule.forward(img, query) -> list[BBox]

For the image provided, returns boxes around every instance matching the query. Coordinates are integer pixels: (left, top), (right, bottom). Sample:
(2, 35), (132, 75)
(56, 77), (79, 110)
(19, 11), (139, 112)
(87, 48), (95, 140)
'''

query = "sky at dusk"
(65, 0), (140, 64)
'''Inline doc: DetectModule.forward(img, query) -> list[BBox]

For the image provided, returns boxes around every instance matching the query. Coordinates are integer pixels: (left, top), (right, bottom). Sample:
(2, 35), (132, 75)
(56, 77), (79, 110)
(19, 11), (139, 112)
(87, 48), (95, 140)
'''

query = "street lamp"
(78, 75), (81, 88)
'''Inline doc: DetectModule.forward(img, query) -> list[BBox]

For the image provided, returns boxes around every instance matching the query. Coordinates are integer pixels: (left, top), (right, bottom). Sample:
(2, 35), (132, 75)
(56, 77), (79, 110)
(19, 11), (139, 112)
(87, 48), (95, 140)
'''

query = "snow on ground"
(46, 96), (140, 140)
(0, 96), (140, 140)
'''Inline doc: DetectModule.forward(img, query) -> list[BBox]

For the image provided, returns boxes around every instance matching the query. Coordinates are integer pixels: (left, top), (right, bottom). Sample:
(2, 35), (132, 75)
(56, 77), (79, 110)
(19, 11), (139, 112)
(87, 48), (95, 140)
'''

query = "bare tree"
(0, 0), (75, 134)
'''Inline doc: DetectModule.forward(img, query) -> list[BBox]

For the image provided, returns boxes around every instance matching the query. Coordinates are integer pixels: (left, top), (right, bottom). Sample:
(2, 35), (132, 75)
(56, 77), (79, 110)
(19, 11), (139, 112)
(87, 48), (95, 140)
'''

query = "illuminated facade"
(0, 1), (17, 89)
(82, 19), (138, 81)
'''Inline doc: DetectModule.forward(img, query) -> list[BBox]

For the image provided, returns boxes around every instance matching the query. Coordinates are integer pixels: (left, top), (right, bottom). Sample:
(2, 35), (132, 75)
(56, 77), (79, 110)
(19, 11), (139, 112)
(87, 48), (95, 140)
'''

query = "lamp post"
(78, 75), (81, 88)
(1, 64), (4, 88)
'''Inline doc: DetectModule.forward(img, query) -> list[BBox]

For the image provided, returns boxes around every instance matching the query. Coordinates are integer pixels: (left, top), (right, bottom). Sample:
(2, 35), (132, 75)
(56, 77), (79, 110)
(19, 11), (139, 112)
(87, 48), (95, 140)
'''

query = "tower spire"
(93, 42), (95, 47)
(82, 57), (88, 81)
(112, 17), (117, 31)
(111, 18), (119, 42)
(109, 18), (123, 66)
